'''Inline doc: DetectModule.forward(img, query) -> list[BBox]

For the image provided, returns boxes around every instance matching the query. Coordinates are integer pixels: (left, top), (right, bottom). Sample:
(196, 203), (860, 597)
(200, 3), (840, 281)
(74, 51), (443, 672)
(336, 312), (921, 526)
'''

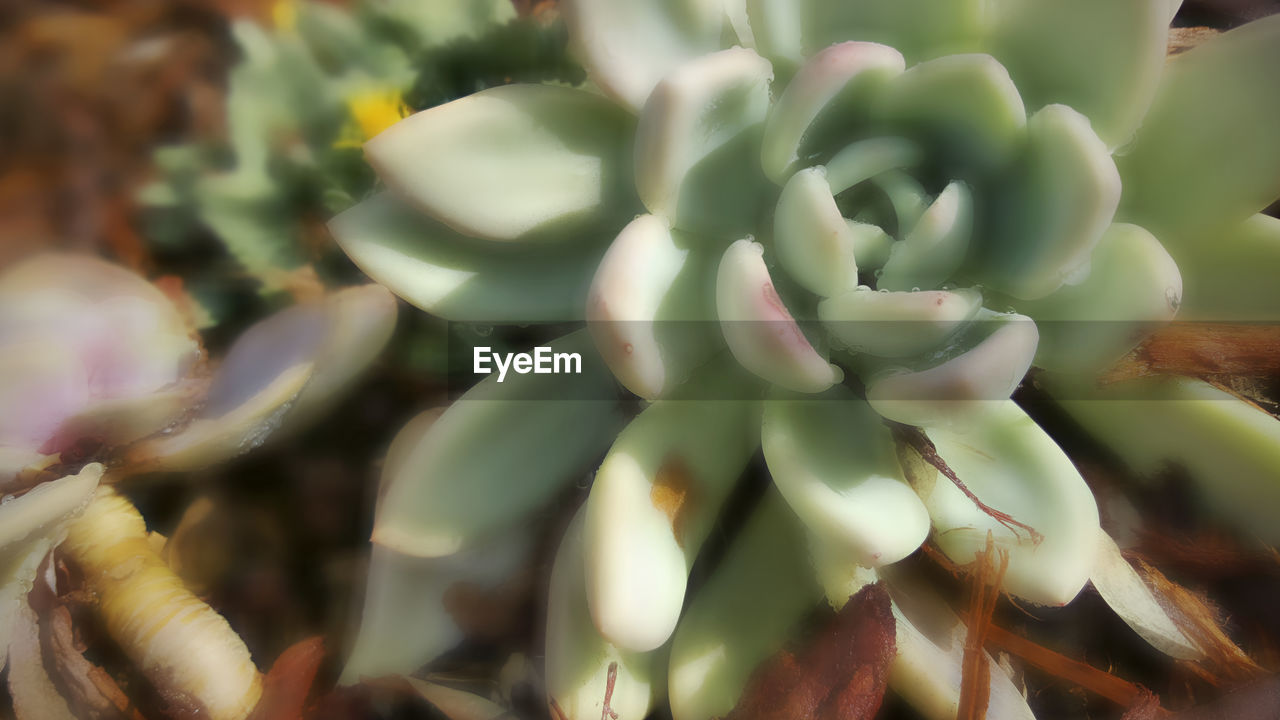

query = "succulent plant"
(330, 0), (1280, 718)
(0, 253), (396, 714)
(140, 0), (583, 319)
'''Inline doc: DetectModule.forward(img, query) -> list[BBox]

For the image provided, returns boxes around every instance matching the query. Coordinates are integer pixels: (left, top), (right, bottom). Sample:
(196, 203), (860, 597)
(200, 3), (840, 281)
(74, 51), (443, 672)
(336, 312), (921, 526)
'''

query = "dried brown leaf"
(1167, 27), (1222, 57)
(723, 582), (896, 720)
(1133, 559), (1266, 684)
(958, 534), (1008, 720)
(40, 603), (147, 720)
(249, 636), (328, 720)
(985, 624), (1163, 714)
(1102, 324), (1280, 384)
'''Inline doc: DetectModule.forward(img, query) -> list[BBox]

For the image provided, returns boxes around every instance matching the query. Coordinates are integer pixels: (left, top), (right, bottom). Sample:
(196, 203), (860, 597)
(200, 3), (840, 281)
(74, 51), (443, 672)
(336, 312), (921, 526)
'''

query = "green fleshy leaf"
(546, 507), (661, 720)
(745, 0), (804, 67)
(1091, 529), (1203, 660)
(820, 287), (982, 358)
(762, 387), (929, 567)
(887, 585), (1038, 720)
(981, 104), (1120, 300)
(865, 311), (1038, 428)
(196, 171), (304, 293)
(773, 168), (860, 297)
(906, 402), (1100, 606)
(878, 180), (972, 291)
(330, 193), (601, 322)
(1014, 223), (1182, 373)
(366, 84), (636, 242)
(823, 137), (923, 195)
(634, 48), (773, 238)
(871, 169), (929, 234)
(877, 54), (1026, 178)
(341, 535), (529, 683)
(584, 369), (759, 652)
(1117, 15), (1280, 239)
(1173, 213), (1280, 321)
(760, 43), (906, 183)
(587, 215), (720, 400)
(1053, 376), (1280, 546)
(372, 331), (626, 557)
(226, 21), (336, 170)
(987, 0), (1169, 148)
(371, 0), (517, 50)
(561, 0), (728, 110)
(717, 239), (840, 394)
(798, 0), (984, 65)
(667, 491), (822, 720)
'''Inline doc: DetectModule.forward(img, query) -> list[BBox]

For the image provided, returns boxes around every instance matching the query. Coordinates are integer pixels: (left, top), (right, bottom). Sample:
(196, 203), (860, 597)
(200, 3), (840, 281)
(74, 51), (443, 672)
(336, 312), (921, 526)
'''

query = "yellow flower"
(335, 88), (409, 148)
(271, 0), (298, 32)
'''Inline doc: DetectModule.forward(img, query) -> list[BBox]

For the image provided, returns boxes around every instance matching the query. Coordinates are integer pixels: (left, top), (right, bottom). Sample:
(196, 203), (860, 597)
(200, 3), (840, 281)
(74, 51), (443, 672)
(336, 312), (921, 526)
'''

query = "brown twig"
(892, 424), (1043, 545)
(957, 534), (1008, 720)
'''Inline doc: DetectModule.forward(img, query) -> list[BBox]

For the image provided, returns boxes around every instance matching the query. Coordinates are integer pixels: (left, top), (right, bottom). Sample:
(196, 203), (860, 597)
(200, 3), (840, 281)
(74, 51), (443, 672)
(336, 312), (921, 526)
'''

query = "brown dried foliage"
(957, 534), (1009, 720)
(723, 582), (896, 720)
(1101, 324), (1280, 384)
(1131, 559), (1266, 685)
(985, 625), (1164, 714)
(1167, 26), (1222, 56)
(249, 636), (328, 720)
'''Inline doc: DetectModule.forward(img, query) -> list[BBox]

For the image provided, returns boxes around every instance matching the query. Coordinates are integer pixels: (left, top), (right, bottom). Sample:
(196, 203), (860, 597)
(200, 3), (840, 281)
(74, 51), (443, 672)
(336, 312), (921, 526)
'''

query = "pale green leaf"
(878, 181), (972, 291)
(546, 507), (661, 720)
(1014, 223), (1182, 372)
(716, 239), (840, 394)
(1091, 529), (1203, 660)
(1167, 213), (1280, 321)
(330, 194), (600, 322)
(341, 533), (529, 683)
(866, 312), (1038, 428)
(584, 373), (758, 651)
(820, 287), (982, 358)
(561, 0), (728, 110)
(668, 492), (821, 720)
(798, 0), (985, 66)
(760, 42), (906, 183)
(367, 84), (636, 242)
(981, 104), (1121, 300)
(906, 402), (1100, 606)
(887, 588), (1037, 720)
(586, 215), (720, 400)
(762, 387), (929, 567)
(1117, 15), (1280, 239)
(878, 53), (1026, 177)
(773, 167), (860, 297)
(634, 48), (773, 237)
(1053, 376), (1280, 546)
(987, 0), (1169, 147)
(373, 331), (626, 557)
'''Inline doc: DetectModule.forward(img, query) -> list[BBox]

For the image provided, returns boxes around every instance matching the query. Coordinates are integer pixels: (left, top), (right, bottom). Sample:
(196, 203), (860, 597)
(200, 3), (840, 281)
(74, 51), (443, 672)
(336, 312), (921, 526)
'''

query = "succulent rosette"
(331, 0), (1280, 718)
(141, 0), (523, 305)
(0, 252), (396, 695)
